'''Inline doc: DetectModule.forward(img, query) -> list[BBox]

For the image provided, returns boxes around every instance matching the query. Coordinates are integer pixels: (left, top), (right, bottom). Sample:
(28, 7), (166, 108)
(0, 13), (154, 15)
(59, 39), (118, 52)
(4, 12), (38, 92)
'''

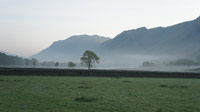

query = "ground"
(0, 76), (200, 112)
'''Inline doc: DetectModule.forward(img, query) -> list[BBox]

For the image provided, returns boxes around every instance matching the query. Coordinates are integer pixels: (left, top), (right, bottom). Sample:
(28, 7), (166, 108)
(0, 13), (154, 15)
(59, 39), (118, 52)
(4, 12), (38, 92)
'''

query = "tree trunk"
(88, 63), (91, 70)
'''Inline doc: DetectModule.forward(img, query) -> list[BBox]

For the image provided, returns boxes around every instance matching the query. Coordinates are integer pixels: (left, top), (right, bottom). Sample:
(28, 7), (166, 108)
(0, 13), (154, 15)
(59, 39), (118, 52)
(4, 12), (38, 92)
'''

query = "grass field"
(0, 76), (200, 112)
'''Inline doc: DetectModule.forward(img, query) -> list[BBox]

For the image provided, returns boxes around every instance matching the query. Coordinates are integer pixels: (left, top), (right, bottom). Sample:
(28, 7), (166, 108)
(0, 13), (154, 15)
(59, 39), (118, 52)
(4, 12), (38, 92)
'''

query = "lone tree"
(68, 61), (76, 68)
(55, 62), (59, 68)
(80, 50), (100, 69)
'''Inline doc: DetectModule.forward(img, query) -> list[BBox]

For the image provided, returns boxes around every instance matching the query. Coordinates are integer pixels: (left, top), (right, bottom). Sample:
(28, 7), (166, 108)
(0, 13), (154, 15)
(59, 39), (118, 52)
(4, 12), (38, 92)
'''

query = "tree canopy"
(80, 50), (100, 69)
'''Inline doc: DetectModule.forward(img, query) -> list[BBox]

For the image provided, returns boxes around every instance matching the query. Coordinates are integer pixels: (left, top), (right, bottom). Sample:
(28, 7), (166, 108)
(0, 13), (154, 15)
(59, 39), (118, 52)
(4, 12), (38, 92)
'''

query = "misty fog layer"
(25, 17), (200, 72)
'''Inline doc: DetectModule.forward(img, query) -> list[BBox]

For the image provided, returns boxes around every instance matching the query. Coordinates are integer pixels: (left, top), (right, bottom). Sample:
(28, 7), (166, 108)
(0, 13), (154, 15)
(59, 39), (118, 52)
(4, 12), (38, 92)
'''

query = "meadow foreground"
(0, 76), (200, 112)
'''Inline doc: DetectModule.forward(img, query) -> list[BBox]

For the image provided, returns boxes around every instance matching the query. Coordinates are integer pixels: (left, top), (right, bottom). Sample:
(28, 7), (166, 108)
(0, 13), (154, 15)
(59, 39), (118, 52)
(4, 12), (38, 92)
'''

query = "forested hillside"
(0, 52), (38, 66)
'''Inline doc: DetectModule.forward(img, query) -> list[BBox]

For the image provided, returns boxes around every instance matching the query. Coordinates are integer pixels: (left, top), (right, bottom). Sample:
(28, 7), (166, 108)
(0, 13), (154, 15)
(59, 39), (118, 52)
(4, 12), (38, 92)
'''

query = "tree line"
(0, 50), (100, 69)
(0, 52), (77, 68)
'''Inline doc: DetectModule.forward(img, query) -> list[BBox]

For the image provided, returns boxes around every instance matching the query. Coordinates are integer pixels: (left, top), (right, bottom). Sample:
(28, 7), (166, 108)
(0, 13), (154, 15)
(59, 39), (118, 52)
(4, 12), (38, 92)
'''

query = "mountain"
(32, 35), (110, 62)
(33, 17), (200, 68)
(99, 17), (200, 57)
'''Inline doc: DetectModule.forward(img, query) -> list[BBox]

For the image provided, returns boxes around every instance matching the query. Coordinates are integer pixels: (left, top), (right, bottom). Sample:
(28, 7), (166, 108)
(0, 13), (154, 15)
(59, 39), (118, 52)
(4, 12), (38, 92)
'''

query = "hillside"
(32, 17), (200, 68)
(0, 52), (37, 66)
(33, 35), (110, 62)
(99, 16), (200, 57)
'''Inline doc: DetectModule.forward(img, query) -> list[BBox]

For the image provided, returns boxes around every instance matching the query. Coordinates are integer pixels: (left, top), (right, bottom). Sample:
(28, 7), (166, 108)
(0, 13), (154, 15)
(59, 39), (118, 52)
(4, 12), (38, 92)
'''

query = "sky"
(0, 0), (200, 57)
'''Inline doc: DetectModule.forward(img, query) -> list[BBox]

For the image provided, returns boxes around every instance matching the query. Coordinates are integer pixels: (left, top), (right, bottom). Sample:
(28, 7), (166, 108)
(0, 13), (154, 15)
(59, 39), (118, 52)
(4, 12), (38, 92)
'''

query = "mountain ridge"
(33, 17), (200, 63)
(98, 17), (200, 56)
(33, 34), (111, 61)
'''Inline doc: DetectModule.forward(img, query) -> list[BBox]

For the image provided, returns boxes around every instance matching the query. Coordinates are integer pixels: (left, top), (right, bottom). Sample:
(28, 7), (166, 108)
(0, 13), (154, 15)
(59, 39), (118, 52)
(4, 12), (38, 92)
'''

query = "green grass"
(0, 76), (200, 112)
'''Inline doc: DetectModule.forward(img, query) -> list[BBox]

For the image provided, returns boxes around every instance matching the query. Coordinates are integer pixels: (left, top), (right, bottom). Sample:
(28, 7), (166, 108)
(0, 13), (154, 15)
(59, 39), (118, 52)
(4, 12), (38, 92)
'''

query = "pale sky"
(0, 0), (200, 57)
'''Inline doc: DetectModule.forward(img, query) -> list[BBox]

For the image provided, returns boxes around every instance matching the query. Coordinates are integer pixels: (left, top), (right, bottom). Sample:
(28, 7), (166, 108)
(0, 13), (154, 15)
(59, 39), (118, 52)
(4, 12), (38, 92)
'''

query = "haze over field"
(32, 17), (200, 69)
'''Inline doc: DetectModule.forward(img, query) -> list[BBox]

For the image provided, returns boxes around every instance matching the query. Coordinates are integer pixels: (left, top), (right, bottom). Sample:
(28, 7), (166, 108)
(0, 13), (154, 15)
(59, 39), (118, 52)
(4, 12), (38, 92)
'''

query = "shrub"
(142, 61), (155, 67)
(68, 61), (76, 68)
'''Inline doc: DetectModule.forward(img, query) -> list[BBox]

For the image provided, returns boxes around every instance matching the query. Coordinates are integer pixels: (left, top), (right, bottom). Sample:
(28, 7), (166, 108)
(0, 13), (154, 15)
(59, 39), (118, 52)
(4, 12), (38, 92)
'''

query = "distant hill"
(32, 17), (200, 68)
(0, 51), (18, 57)
(99, 17), (200, 57)
(0, 52), (37, 66)
(32, 35), (111, 62)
